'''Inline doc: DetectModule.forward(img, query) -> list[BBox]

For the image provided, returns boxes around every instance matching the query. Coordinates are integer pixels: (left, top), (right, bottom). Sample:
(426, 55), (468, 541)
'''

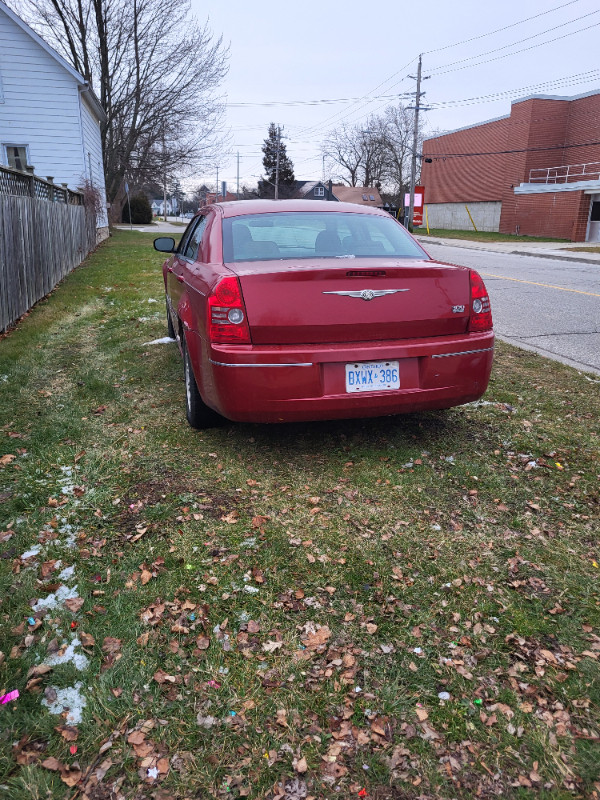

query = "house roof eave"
(0, 0), (87, 85)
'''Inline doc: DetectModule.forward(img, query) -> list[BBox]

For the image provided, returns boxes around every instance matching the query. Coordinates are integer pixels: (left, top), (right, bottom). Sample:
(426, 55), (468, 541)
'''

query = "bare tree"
(323, 104), (425, 202)
(11, 0), (228, 218)
(323, 123), (365, 187)
(381, 104), (417, 200)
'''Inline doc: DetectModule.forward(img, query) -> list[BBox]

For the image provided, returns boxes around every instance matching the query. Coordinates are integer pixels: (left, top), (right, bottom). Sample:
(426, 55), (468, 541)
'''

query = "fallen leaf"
(64, 597), (84, 614)
(140, 569), (152, 585)
(55, 726), (78, 742)
(262, 640), (284, 653)
(41, 757), (62, 771)
(301, 626), (331, 649)
(101, 637), (122, 654)
(294, 756), (308, 774)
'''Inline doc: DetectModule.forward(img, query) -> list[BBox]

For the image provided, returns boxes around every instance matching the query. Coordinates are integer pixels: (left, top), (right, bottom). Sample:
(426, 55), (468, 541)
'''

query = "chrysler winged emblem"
(322, 288), (409, 301)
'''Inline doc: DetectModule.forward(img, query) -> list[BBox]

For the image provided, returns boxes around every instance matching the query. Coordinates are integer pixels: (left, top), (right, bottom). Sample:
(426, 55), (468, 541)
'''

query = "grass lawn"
(0, 230), (599, 800)
(564, 247), (600, 254)
(417, 229), (570, 244)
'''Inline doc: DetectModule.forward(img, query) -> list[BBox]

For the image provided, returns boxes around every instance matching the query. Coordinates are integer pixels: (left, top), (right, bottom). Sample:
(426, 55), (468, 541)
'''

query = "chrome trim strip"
(210, 360), (313, 368)
(432, 347), (494, 359)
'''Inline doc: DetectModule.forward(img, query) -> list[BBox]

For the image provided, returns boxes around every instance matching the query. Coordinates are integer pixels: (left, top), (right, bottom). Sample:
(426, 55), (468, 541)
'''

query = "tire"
(183, 340), (221, 429)
(166, 298), (175, 339)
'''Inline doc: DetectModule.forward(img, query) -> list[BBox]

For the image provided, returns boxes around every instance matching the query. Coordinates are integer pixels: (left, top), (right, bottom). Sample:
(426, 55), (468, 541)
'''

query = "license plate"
(345, 361), (400, 392)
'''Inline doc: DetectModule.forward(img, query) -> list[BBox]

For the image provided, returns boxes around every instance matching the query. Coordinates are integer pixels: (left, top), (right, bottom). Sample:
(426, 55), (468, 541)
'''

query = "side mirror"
(154, 237), (176, 253)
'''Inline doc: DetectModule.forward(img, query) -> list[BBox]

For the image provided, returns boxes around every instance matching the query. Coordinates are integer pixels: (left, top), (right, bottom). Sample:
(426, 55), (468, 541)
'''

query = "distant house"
(151, 198), (178, 216)
(331, 185), (383, 208)
(293, 181), (383, 207)
(0, 1), (108, 236)
(200, 190), (238, 206)
(294, 181), (337, 201)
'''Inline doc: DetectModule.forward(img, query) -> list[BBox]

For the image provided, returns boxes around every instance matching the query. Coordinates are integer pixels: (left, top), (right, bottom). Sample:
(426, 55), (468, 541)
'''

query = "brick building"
(420, 90), (600, 242)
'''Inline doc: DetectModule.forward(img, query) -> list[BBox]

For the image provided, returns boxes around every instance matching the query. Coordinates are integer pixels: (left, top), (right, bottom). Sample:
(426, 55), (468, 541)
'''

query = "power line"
(422, 0), (583, 55)
(426, 139), (600, 159)
(429, 9), (600, 74)
(431, 20), (600, 77)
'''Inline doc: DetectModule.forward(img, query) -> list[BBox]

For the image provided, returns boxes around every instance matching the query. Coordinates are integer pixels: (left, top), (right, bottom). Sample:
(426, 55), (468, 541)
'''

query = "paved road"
(421, 242), (600, 376)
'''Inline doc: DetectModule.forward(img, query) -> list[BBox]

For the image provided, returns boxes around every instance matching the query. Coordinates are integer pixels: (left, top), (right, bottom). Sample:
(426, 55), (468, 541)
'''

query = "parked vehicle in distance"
(154, 200), (494, 427)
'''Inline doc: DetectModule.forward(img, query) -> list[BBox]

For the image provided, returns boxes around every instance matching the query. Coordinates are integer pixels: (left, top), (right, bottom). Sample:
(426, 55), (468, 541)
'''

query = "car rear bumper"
(188, 331), (494, 423)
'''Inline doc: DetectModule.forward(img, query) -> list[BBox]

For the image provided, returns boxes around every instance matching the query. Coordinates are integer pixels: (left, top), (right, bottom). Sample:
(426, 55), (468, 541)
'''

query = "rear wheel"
(183, 340), (221, 429)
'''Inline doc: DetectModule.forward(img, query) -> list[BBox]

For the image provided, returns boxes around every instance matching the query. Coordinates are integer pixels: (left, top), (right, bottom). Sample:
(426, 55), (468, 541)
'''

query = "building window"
(362, 194), (368, 201)
(3, 145), (29, 171)
(369, 194), (375, 201)
(314, 186), (325, 197)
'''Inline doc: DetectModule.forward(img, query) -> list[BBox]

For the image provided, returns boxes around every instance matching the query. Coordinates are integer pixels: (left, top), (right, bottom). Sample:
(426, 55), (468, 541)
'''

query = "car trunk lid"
(233, 259), (470, 345)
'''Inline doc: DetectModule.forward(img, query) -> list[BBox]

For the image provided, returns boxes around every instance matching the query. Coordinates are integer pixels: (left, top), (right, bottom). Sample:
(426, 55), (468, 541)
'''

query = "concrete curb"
(509, 251), (600, 265)
(417, 237), (600, 264)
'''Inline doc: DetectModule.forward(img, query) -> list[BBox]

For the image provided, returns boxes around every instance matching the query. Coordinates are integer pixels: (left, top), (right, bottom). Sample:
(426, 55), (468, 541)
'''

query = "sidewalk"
(415, 234), (600, 264)
(113, 218), (188, 234)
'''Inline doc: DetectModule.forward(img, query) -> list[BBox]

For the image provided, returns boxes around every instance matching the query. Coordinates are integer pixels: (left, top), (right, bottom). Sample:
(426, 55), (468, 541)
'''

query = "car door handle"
(176, 275), (185, 283)
(167, 266), (174, 273)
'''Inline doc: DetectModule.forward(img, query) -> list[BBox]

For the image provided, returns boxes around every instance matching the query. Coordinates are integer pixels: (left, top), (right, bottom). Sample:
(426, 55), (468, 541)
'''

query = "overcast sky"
(189, 0), (599, 191)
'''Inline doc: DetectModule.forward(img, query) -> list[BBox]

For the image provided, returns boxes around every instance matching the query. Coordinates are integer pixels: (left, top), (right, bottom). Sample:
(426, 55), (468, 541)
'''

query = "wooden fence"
(0, 165), (97, 331)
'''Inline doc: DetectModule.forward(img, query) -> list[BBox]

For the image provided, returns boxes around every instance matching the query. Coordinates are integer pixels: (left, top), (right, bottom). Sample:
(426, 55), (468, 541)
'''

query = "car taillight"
(208, 276), (251, 344)
(468, 271), (493, 332)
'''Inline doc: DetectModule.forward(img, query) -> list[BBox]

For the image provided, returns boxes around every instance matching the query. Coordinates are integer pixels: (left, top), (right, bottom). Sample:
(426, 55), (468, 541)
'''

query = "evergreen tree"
(259, 123), (295, 198)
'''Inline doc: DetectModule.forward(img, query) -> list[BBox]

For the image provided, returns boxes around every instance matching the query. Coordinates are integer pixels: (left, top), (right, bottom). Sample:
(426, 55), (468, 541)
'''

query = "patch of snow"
(143, 337), (175, 345)
(57, 565), (75, 582)
(41, 682), (86, 724)
(33, 584), (79, 612)
(44, 638), (89, 671)
(241, 537), (257, 548)
(147, 298), (158, 304)
(21, 545), (42, 560)
(244, 586), (259, 594)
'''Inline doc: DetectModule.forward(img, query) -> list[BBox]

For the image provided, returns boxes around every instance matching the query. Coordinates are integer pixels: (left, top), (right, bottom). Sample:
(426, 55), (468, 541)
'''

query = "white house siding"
(80, 94), (108, 229)
(423, 201), (501, 233)
(0, 11), (86, 187)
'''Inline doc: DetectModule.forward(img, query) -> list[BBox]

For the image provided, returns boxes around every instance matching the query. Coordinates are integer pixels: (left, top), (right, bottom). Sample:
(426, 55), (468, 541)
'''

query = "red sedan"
(154, 200), (493, 427)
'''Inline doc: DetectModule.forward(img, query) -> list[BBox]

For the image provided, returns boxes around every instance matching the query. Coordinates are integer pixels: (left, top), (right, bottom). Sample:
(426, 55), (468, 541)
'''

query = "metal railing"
(529, 161), (600, 184)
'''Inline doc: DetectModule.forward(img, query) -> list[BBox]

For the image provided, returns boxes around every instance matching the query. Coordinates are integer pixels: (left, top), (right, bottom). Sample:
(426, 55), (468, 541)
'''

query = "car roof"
(211, 199), (389, 219)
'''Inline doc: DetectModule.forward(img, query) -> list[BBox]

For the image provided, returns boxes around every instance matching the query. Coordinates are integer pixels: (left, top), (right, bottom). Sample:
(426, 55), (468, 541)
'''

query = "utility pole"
(216, 166), (219, 202)
(237, 152), (240, 200)
(274, 125), (282, 200)
(407, 55), (430, 232)
(162, 128), (167, 222)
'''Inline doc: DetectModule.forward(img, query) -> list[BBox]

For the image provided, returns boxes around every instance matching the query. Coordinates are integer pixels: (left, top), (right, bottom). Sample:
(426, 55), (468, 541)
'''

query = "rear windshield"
(222, 212), (428, 262)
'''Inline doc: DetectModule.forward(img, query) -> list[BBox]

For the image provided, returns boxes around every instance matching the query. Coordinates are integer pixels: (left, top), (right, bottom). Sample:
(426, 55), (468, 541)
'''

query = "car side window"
(182, 216), (208, 261)
(177, 217), (199, 255)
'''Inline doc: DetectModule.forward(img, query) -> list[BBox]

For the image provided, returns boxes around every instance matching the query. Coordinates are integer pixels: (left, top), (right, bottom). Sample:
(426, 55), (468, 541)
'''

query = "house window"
(3, 145), (29, 171)
(369, 195), (375, 201)
(314, 186), (325, 197)
(362, 194), (368, 201)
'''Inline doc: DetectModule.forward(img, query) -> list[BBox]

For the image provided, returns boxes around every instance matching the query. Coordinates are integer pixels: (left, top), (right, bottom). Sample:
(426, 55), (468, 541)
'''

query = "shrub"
(122, 193), (152, 224)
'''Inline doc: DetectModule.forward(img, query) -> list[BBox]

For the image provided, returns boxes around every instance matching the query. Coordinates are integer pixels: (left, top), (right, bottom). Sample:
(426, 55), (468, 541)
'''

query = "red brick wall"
(421, 92), (600, 240)
(421, 117), (510, 203)
(564, 93), (600, 169)
(499, 191), (590, 239)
